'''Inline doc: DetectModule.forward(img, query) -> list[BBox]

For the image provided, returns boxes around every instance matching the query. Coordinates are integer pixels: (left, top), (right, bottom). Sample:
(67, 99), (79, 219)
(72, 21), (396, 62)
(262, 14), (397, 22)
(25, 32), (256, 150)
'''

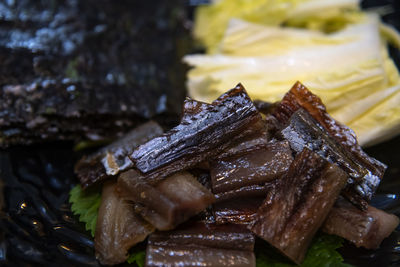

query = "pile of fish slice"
(75, 82), (399, 266)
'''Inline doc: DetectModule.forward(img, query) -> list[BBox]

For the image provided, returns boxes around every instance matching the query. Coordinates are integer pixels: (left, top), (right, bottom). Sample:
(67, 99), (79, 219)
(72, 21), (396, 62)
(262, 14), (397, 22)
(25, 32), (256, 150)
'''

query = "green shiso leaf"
(69, 184), (101, 237)
(69, 184), (146, 266)
(127, 250), (146, 267)
(256, 234), (352, 267)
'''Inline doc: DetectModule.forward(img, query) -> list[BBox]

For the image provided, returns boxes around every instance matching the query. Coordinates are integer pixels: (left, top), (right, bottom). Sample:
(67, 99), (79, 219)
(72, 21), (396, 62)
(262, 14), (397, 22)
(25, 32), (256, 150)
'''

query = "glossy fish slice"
(249, 148), (348, 264)
(213, 198), (264, 225)
(130, 84), (264, 183)
(145, 222), (255, 267)
(116, 169), (215, 230)
(210, 140), (292, 225)
(214, 184), (271, 202)
(279, 109), (378, 209)
(271, 82), (386, 210)
(146, 245), (255, 267)
(75, 121), (163, 188)
(210, 141), (293, 194)
(94, 181), (154, 265)
(323, 197), (399, 249)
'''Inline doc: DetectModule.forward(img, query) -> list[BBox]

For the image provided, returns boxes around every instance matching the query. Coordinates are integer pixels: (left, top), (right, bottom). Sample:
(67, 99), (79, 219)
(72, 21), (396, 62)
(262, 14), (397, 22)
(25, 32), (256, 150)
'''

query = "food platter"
(1, 0), (400, 266)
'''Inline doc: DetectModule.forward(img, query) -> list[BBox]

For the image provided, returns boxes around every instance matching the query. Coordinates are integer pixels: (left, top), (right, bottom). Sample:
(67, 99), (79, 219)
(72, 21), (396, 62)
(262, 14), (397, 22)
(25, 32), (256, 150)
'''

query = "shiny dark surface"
(213, 198), (264, 225)
(0, 145), (99, 266)
(279, 109), (381, 209)
(249, 148), (348, 264)
(323, 197), (399, 250)
(210, 141), (293, 194)
(130, 84), (264, 183)
(146, 222), (255, 267)
(272, 82), (386, 210)
(214, 183), (271, 202)
(148, 222), (255, 251)
(75, 121), (163, 188)
(116, 170), (215, 231)
(210, 140), (293, 226)
(340, 135), (400, 266)
(95, 181), (154, 265)
(146, 244), (255, 267)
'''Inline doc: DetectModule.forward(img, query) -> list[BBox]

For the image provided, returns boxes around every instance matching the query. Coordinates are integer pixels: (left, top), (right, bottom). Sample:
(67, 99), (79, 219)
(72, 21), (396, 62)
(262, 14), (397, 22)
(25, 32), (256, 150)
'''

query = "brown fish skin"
(213, 198), (264, 225)
(94, 181), (154, 265)
(116, 169), (215, 231)
(210, 141), (293, 194)
(146, 222), (255, 267)
(249, 148), (348, 264)
(145, 245), (255, 267)
(214, 128), (270, 160)
(210, 140), (293, 225)
(148, 222), (255, 251)
(214, 184), (271, 202)
(75, 121), (163, 188)
(130, 84), (264, 184)
(270, 81), (386, 210)
(323, 197), (399, 249)
(278, 108), (378, 210)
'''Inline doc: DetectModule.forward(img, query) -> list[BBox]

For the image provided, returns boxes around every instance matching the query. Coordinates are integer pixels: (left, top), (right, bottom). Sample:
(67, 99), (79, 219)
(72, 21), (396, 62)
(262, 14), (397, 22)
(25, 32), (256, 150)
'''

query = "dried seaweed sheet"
(0, 0), (190, 146)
